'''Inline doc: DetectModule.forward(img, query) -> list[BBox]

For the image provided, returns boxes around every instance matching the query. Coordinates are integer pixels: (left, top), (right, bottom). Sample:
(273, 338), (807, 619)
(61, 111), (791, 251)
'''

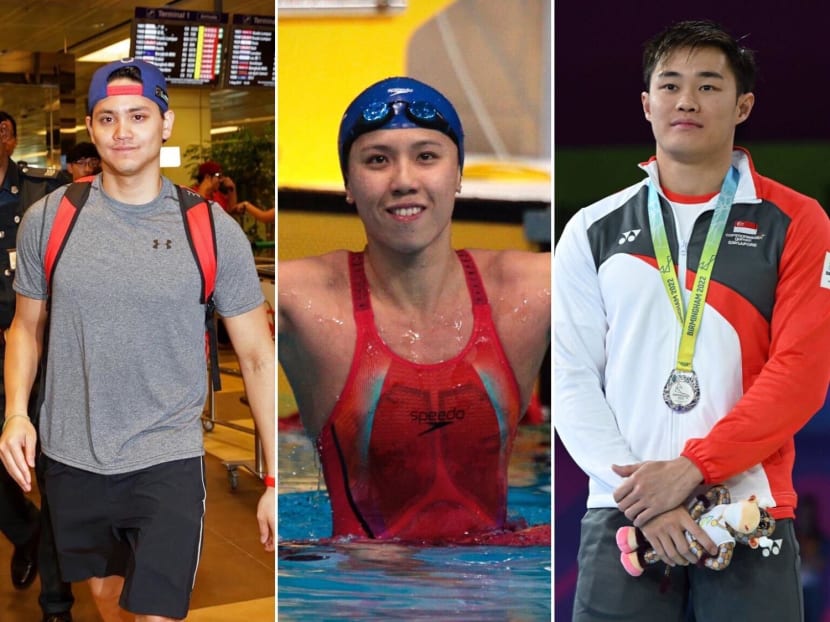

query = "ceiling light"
(210, 126), (240, 135)
(60, 125), (90, 134)
(78, 38), (131, 63)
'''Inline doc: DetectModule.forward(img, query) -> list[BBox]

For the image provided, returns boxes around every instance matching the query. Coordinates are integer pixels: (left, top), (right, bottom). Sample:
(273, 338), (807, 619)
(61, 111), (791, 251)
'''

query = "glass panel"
(0, 83), (60, 168)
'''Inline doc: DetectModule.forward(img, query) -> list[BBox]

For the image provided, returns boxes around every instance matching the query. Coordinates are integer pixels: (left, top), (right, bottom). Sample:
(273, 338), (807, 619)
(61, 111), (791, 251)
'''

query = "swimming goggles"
(350, 100), (460, 145)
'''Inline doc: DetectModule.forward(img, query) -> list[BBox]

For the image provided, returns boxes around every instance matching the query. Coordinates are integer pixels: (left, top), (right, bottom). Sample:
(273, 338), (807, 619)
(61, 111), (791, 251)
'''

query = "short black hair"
(107, 65), (143, 84)
(642, 20), (757, 95)
(67, 141), (99, 163)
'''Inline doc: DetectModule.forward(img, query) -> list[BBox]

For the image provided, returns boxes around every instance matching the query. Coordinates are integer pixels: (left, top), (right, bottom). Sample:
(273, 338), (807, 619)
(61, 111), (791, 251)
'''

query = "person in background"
(554, 19), (830, 621)
(1, 113), (17, 157)
(279, 77), (550, 544)
(193, 160), (245, 347)
(0, 59), (274, 622)
(0, 110), (74, 622)
(193, 160), (240, 214)
(237, 201), (274, 224)
(65, 142), (101, 181)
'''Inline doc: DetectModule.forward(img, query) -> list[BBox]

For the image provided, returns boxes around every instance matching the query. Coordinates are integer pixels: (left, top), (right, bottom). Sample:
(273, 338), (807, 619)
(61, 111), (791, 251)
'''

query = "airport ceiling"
(0, 0), (275, 106)
(0, 1), (274, 160)
(0, 1), (274, 58)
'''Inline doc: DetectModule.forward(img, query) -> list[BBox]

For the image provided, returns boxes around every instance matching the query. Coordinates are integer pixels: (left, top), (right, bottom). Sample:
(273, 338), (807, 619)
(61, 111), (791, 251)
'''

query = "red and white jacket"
(554, 149), (830, 520)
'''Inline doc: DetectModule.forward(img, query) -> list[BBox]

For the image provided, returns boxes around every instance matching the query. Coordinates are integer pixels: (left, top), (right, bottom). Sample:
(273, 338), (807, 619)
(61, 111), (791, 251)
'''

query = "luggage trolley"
(201, 261), (275, 490)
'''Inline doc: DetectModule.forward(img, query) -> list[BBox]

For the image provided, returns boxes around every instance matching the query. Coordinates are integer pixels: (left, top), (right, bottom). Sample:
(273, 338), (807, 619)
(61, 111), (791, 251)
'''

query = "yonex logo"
(753, 536), (783, 557)
(618, 229), (641, 245)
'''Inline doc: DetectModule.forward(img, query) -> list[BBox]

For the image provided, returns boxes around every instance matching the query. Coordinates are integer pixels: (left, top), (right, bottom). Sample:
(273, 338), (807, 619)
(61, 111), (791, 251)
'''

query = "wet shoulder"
(279, 250), (352, 309)
(465, 248), (551, 296)
(278, 250), (357, 354)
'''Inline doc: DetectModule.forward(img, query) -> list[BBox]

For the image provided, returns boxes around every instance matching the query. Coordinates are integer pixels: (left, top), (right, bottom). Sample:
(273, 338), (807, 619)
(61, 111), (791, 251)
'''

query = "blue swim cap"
(337, 76), (465, 180)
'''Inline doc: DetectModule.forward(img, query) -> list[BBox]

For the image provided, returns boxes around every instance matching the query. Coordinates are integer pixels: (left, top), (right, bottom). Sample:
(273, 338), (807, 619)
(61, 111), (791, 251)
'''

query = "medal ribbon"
(647, 166), (738, 372)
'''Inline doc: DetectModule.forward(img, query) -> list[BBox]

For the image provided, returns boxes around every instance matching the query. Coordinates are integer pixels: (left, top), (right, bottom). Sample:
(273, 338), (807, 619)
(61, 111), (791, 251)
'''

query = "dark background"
(554, 1), (830, 226)
(554, 3), (830, 620)
(555, 2), (829, 147)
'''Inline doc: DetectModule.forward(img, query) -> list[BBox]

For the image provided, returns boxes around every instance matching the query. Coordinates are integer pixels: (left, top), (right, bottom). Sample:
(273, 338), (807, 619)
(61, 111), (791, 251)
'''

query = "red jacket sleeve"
(683, 177), (830, 486)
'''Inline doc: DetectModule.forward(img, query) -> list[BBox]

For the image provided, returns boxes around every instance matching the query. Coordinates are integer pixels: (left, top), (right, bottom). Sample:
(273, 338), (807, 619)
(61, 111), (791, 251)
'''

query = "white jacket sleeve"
(553, 208), (640, 496)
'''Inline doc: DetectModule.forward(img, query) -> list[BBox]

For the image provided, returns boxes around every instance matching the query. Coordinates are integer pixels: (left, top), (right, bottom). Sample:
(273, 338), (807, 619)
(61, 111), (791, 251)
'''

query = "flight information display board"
(131, 7), (226, 86)
(224, 14), (275, 88)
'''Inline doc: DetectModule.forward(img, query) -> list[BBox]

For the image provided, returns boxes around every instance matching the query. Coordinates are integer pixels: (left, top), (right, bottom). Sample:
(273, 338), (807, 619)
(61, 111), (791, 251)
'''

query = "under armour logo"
(153, 239), (172, 249)
(618, 229), (642, 245)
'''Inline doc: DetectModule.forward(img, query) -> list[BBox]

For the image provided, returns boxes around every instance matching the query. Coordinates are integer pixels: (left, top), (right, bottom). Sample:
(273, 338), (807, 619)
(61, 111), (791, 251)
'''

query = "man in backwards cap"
(0, 58), (275, 621)
(279, 77), (550, 543)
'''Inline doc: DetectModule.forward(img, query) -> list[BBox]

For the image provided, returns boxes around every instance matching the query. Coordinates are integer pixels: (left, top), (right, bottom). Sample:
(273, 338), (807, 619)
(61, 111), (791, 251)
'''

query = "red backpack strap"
(176, 186), (217, 304)
(176, 185), (221, 390)
(44, 180), (93, 293)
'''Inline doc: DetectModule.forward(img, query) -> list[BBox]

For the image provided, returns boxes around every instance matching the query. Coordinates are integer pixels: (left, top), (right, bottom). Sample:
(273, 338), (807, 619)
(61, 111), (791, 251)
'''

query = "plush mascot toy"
(616, 485), (776, 576)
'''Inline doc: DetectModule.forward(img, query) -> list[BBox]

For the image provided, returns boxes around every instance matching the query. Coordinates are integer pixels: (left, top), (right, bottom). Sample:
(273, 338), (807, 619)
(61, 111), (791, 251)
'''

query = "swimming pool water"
(277, 425), (551, 621)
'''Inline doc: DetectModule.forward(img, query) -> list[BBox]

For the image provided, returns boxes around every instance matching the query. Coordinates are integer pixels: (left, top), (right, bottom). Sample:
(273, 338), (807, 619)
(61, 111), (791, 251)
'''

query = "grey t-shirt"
(14, 175), (264, 474)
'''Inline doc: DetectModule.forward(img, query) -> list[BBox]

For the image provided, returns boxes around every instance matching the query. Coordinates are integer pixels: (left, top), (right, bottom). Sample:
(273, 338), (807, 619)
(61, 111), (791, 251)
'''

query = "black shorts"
(44, 455), (206, 619)
(572, 508), (803, 622)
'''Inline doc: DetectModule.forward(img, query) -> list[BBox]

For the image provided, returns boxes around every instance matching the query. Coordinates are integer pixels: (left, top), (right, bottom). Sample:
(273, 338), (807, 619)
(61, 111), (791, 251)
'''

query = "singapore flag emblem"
(733, 220), (758, 235)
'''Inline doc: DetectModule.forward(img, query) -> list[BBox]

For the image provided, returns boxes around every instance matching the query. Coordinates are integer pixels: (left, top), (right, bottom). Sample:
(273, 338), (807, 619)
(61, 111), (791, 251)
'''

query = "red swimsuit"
(317, 251), (522, 541)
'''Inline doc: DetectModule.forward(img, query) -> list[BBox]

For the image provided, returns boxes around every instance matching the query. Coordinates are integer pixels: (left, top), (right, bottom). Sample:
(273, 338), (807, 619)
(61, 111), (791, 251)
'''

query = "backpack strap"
(43, 180), (222, 392)
(176, 185), (221, 391)
(44, 179), (93, 294)
(38, 178), (94, 422)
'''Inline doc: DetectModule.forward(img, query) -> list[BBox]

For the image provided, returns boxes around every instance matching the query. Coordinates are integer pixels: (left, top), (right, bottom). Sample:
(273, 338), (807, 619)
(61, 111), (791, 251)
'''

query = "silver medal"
(663, 369), (700, 412)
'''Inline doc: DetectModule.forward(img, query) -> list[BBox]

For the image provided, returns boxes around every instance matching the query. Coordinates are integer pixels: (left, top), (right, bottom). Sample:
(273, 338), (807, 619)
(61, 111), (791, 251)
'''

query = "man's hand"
(257, 487), (275, 552)
(0, 416), (37, 492)
(612, 457), (703, 527)
(640, 506), (719, 566)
